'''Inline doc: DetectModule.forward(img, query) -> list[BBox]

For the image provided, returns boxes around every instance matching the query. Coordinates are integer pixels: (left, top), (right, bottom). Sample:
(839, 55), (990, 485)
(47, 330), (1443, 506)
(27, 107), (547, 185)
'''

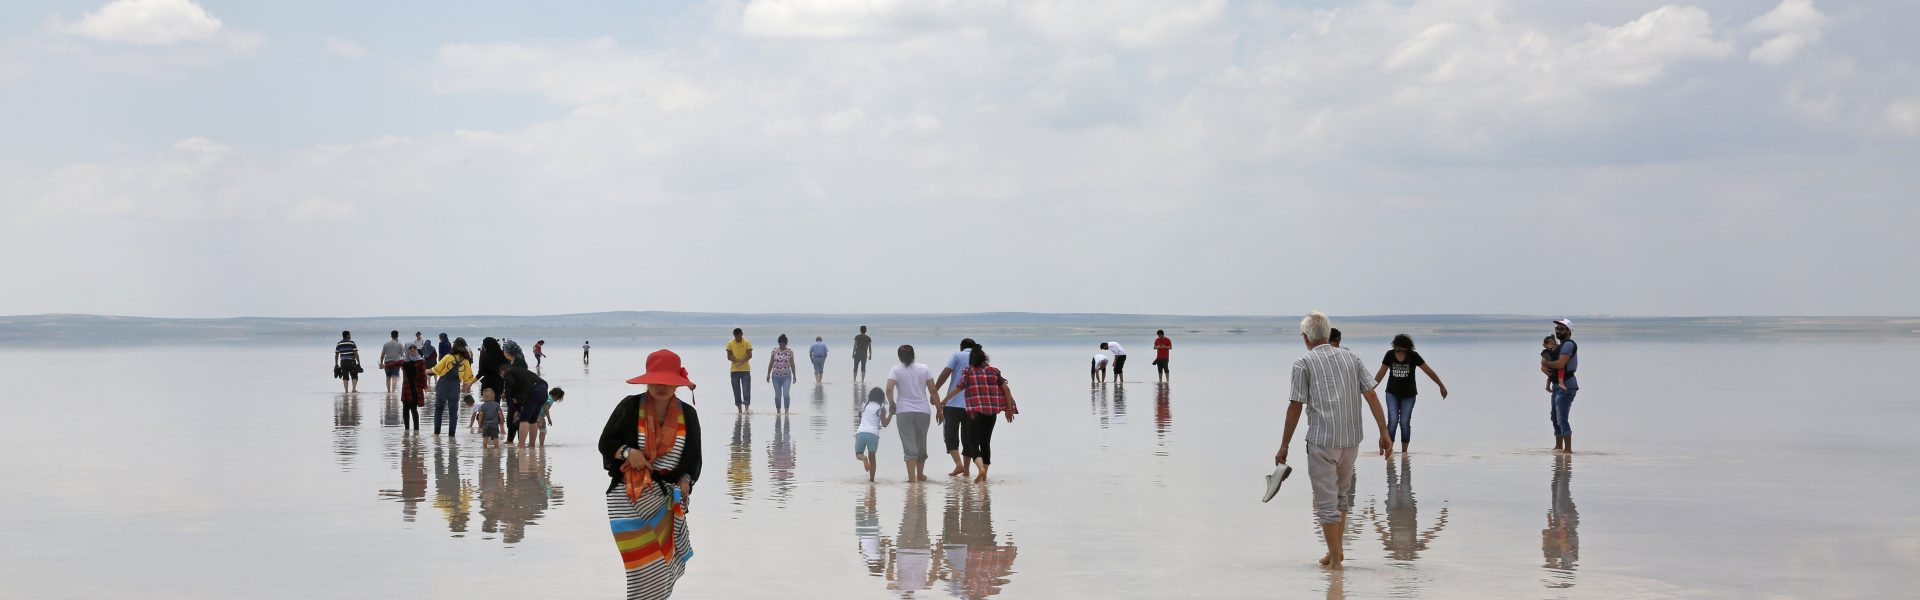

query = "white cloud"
(1746, 0), (1829, 65)
(324, 37), (369, 59)
(54, 0), (224, 45)
(1888, 98), (1920, 136)
(739, 0), (1003, 40)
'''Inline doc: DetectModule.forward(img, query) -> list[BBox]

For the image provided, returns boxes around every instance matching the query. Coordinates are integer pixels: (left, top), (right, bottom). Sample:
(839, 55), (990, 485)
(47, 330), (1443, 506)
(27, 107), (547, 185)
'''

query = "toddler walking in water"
(477, 388), (504, 448)
(855, 388), (891, 482)
(1542, 336), (1565, 392)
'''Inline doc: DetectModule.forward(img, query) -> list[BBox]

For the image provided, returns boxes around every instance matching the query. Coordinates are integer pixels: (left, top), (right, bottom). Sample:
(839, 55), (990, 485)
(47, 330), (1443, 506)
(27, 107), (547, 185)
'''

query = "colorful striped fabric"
(607, 406), (691, 600)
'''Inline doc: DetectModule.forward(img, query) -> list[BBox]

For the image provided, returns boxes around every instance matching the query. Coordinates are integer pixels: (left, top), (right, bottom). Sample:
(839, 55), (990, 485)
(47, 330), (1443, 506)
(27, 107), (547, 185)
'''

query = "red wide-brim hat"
(627, 349), (697, 389)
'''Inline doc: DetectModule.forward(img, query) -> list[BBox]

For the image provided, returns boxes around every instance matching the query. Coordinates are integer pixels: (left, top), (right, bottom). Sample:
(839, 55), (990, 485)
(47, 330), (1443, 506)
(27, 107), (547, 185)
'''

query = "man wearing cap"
(1542, 319), (1580, 453)
(1274, 311), (1392, 570)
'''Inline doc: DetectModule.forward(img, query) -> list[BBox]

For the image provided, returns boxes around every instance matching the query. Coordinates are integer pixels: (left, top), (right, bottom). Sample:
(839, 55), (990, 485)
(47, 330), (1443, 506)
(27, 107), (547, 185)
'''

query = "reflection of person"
(432, 440), (471, 534)
(768, 415), (796, 502)
(937, 485), (1018, 597)
(1543, 454), (1579, 579)
(377, 435), (428, 522)
(856, 486), (886, 574)
(1274, 311), (1392, 570)
(1542, 319), (1580, 453)
(600, 349), (704, 600)
(1154, 382), (1172, 444)
(729, 413), (752, 503)
(892, 486), (932, 596)
(1371, 334), (1449, 454)
(1369, 455), (1448, 561)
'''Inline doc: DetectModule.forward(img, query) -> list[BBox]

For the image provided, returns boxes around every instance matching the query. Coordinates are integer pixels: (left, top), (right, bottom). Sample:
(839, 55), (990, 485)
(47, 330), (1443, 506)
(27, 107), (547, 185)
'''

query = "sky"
(0, 0), (1915, 318)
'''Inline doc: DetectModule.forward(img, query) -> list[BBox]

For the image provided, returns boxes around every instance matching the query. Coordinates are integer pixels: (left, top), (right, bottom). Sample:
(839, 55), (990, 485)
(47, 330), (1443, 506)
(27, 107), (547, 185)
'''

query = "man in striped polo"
(1274, 311), (1392, 570)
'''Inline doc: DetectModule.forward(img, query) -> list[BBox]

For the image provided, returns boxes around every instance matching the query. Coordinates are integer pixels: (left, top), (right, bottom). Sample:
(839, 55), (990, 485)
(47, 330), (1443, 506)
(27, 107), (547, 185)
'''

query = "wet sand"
(2, 338), (1916, 598)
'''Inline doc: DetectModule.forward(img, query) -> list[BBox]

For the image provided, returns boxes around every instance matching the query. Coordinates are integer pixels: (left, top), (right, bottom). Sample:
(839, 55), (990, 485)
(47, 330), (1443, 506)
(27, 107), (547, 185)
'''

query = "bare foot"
(918, 475), (929, 482)
(972, 474), (986, 483)
(1319, 553), (1344, 569)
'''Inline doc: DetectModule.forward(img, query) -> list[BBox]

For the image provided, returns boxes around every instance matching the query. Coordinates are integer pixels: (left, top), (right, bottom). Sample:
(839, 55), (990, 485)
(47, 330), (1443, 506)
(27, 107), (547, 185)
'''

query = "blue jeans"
(731, 371), (752, 407)
(771, 374), (793, 411)
(1384, 392), (1415, 443)
(1550, 387), (1577, 437)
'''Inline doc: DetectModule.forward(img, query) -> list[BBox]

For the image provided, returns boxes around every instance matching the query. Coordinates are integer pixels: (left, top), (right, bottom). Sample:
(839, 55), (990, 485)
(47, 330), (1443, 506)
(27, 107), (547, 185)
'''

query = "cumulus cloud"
(324, 37), (369, 59)
(1746, 0), (1830, 65)
(50, 0), (258, 49)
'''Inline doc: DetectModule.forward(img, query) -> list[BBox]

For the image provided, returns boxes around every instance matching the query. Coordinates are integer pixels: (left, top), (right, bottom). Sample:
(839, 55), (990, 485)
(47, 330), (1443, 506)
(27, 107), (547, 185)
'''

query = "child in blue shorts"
(855, 388), (890, 482)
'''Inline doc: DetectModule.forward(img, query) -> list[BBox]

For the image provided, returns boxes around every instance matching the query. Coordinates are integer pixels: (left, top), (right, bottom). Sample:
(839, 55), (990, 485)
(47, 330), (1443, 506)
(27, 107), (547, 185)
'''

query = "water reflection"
(334, 393), (361, 470)
(1542, 454), (1579, 589)
(810, 383), (828, 442)
(432, 440), (473, 535)
(768, 415), (797, 505)
(1090, 384), (1110, 428)
(729, 414), (753, 507)
(377, 435), (428, 522)
(1153, 383), (1172, 456)
(1111, 382), (1128, 425)
(856, 486), (888, 574)
(937, 485), (1018, 598)
(381, 394), (401, 428)
(475, 448), (565, 544)
(1362, 456), (1449, 561)
(893, 486), (933, 597)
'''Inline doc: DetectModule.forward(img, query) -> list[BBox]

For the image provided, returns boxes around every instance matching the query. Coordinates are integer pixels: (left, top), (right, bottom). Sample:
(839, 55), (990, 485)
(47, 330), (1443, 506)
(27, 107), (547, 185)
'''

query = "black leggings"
(962, 412), (998, 465)
(401, 403), (420, 429)
(942, 406), (969, 452)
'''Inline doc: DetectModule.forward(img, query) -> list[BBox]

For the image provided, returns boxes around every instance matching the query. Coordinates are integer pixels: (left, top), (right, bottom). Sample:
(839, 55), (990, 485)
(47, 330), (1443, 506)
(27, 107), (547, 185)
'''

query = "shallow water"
(2, 337), (1917, 599)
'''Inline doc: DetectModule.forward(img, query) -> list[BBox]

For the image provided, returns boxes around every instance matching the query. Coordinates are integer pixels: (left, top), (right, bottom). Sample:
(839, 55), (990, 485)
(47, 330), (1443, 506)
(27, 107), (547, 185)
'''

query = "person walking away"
(430, 337), (475, 437)
(888, 345), (939, 482)
(1372, 334), (1449, 454)
(418, 335), (439, 387)
(941, 346), (1017, 483)
(539, 388), (563, 447)
(601, 350), (703, 600)
(1103, 341), (1127, 380)
(335, 330), (363, 393)
(856, 388), (890, 482)
(477, 337), (507, 406)
(852, 326), (874, 380)
(1153, 330), (1172, 382)
(767, 335), (797, 414)
(1273, 311), (1393, 570)
(1091, 352), (1110, 383)
(583, 340), (591, 364)
(933, 339), (978, 478)
(399, 345), (429, 431)
(381, 330), (406, 394)
(726, 328), (753, 413)
(1542, 319), (1580, 453)
(501, 357), (550, 448)
(809, 336), (829, 384)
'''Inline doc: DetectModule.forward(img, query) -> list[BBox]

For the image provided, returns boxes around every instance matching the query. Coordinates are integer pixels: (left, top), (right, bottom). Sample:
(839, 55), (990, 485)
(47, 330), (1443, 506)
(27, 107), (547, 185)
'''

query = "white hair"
(1300, 311), (1331, 342)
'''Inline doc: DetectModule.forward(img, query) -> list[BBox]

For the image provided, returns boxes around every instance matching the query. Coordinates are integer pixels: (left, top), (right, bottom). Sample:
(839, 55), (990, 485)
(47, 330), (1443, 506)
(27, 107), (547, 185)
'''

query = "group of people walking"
(333, 330), (563, 449)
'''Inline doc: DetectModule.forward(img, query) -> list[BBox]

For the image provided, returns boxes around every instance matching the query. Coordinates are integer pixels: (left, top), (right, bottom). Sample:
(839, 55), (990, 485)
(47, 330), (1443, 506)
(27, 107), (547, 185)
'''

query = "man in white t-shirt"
(1102, 341), (1128, 380)
(888, 344), (940, 482)
(1091, 352), (1111, 382)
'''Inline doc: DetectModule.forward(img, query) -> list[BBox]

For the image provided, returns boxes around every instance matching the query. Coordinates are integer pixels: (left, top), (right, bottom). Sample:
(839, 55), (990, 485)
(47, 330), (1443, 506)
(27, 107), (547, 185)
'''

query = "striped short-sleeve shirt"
(1290, 344), (1378, 448)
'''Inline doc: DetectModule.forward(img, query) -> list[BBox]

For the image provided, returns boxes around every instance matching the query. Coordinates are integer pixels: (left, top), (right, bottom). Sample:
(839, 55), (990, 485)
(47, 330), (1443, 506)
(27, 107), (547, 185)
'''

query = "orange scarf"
(621, 396), (685, 504)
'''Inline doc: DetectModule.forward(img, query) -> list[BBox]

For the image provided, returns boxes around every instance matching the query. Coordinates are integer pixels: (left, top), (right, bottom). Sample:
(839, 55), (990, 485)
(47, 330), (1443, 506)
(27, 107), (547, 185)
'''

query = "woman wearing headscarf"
(477, 337), (507, 399)
(600, 349), (704, 600)
(429, 337), (475, 437)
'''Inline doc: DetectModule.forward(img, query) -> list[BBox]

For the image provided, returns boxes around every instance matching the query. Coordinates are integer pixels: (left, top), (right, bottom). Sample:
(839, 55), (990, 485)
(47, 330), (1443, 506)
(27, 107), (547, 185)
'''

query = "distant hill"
(1, 312), (1915, 346)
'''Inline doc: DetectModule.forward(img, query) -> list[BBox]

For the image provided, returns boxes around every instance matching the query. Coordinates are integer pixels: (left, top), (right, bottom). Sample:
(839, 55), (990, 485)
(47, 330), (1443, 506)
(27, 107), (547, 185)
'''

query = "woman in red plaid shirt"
(939, 346), (1017, 483)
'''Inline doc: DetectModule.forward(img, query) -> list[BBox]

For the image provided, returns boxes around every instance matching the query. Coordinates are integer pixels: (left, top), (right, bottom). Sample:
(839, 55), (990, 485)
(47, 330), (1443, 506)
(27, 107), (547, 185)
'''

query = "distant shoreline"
(2, 312), (1916, 345)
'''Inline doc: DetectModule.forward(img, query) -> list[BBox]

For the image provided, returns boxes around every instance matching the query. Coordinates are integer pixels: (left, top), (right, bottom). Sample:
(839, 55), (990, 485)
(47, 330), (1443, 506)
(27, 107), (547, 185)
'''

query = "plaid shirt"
(954, 366), (1017, 415)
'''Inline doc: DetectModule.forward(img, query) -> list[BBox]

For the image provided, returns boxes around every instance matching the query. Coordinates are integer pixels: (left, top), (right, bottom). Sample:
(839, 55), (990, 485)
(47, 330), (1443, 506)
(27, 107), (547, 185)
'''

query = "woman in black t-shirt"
(1372, 334), (1450, 454)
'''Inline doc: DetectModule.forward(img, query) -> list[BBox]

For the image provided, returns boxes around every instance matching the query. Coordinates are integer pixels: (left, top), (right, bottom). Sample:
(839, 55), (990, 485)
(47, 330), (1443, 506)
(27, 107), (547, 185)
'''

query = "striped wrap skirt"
(607, 482), (692, 600)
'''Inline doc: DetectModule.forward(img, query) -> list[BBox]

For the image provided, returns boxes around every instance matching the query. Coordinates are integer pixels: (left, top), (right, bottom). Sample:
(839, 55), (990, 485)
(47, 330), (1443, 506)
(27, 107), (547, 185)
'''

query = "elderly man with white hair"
(1274, 311), (1392, 570)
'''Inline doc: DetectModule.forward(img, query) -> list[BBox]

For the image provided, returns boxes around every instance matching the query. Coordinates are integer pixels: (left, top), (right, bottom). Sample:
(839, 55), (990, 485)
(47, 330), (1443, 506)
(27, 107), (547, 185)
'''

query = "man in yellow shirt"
(727, 328), (754, 413)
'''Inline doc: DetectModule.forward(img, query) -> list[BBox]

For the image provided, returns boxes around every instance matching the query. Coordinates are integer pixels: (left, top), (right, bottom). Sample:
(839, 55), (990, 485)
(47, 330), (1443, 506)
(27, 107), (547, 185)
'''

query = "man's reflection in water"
(1090, 384), (1111, 428)
(1153, 383), (1172, 451)
(432, 440), (472, 535)
(810, 383), (828, 442)
(891, 486), (933, 597)
(1111, 382), (1127, 424)
(334, 394), (361, 470)
(769, 415), (797, 504)
(381, 395), (401, 428)
(377, 435), (428, 522)
(936, 485), (1018, 598)
(856, 486), (888, 575)
(475, 448), (565, 544)
(1542, 454), (1579, 588)
(1365, 455), (1449, 561)
(729, 414), (753, 506)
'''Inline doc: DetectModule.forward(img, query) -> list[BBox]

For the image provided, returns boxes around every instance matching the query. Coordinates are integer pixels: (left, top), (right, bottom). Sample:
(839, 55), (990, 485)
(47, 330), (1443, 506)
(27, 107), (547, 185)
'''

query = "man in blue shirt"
(932, 338), (977, 478)
(809, 336), (829, 384)
(1541, 319), (1580, 453)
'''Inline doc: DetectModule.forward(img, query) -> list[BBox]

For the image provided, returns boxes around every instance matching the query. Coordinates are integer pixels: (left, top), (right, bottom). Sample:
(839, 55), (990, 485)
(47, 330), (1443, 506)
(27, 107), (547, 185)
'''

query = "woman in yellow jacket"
(430, 337), (477, 437)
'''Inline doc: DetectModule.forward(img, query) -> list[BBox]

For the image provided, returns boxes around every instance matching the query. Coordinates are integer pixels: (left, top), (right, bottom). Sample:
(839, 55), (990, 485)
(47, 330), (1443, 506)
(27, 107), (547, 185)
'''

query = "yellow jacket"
(430, 355), (476, 384)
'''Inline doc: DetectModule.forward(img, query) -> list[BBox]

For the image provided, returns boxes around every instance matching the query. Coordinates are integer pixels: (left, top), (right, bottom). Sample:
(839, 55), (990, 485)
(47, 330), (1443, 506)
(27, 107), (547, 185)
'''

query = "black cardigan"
(599, 394), (703, 493)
